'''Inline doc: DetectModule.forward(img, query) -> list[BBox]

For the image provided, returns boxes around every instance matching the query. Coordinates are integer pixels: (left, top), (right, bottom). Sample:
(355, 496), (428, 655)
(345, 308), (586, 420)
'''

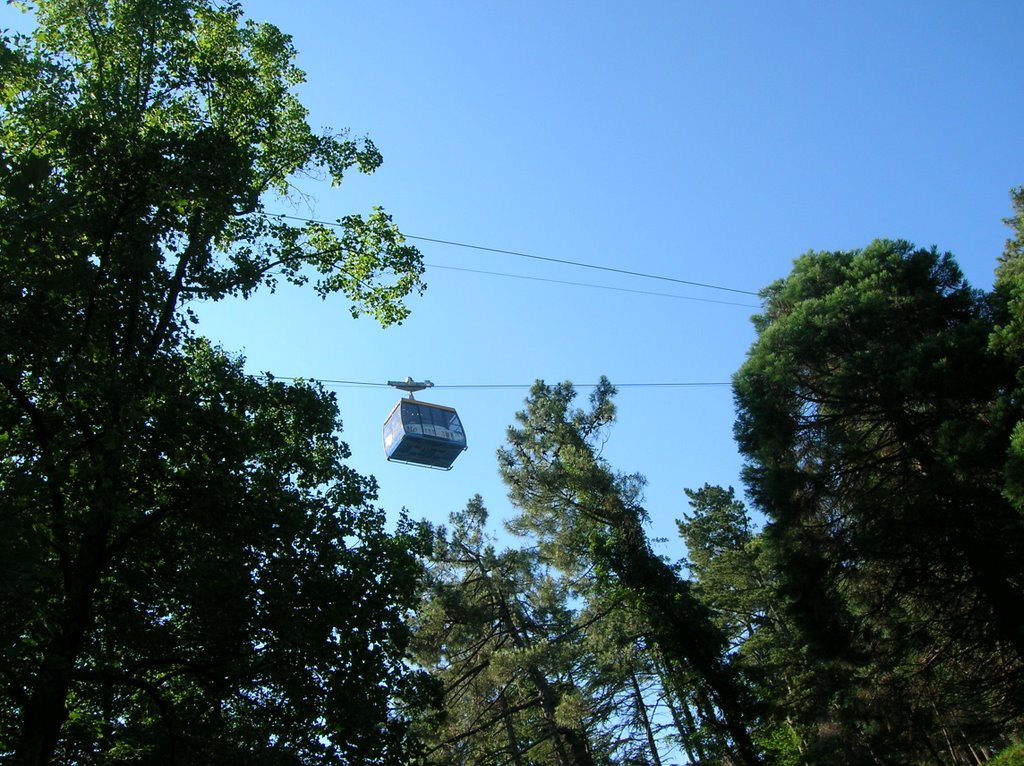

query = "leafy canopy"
(0, 0), (429, 763)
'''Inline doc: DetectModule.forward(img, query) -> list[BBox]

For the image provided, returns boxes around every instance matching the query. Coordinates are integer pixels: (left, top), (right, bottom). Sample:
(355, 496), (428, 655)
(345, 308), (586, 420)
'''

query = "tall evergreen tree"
(733, 239), (1024, 761)
(499, 380), (764, 766)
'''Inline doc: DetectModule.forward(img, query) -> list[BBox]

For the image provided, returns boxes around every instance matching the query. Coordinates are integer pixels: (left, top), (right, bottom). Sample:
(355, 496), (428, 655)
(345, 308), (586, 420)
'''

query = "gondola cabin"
(383, 398), (467, 469)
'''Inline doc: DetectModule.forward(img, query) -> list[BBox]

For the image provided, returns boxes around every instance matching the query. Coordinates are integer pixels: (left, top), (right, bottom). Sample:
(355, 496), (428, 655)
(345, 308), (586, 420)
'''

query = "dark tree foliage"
(992, 187), (1024, 512)
(0, 1), (427, 763)
(733, 238), (1024, 762)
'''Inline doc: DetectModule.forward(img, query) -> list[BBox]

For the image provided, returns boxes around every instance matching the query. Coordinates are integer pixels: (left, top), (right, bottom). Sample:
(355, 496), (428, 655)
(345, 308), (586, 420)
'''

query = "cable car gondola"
(383, 378), (467, 470)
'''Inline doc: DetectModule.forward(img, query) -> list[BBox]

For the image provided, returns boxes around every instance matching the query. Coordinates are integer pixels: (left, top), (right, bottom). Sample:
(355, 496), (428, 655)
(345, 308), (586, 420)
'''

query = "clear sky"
(6, 1), (1022, 548)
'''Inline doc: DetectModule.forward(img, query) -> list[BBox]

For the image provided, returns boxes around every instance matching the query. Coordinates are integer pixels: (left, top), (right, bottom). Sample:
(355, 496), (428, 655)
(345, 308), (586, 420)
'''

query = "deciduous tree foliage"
(733, 238), (1024, 761)
(0, 0), (426, 762)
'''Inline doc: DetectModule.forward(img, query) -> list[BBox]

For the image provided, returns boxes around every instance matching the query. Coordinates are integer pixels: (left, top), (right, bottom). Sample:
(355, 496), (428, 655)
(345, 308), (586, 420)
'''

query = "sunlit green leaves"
(2, 0), (424, 337)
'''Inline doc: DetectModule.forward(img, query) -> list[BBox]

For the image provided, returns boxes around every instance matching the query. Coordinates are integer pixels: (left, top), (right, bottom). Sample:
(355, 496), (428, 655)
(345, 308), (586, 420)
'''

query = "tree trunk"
(14, 570), (100, 765)
(14, 508), (111, 766)
(628, 662), (663, 766)
(659, 661), (705, 765)
(499, 690), (527, 766)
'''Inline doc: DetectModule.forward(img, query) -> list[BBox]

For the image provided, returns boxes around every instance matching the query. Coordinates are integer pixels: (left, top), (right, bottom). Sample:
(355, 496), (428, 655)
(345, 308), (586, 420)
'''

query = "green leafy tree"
(733, 239), (1024, 762)
(0, 0), (427, 762)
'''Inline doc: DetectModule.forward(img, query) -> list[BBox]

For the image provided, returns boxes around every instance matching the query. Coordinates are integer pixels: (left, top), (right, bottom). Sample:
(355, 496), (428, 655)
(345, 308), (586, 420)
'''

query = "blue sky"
(6, 1), (1022, 548)
(162, 1), (1024, 545)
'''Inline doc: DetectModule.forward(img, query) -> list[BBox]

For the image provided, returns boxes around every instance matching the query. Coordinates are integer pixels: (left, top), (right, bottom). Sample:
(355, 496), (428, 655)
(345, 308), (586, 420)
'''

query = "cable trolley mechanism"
(383, 378), (467, 470)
